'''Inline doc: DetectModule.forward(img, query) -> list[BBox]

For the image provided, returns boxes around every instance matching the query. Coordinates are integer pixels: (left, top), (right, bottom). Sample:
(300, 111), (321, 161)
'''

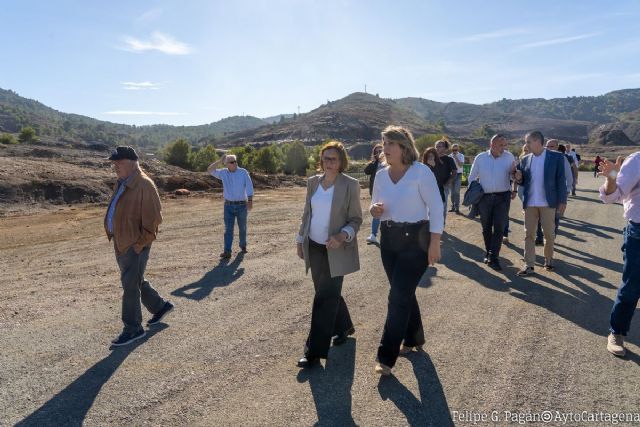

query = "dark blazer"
(364, 160), (380, 196)
(518, 150), (568, 209)
(297, 173), (363, 277)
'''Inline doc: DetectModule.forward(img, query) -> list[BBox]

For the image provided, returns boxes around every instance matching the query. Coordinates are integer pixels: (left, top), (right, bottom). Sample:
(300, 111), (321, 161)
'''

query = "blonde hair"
(381, 125), (418, 165)
(318, 140), (349, 173)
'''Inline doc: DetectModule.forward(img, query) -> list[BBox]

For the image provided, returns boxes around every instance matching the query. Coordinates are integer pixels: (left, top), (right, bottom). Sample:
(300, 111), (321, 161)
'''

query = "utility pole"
(364, 84), (367, 94)
(297, 106), (300, 115)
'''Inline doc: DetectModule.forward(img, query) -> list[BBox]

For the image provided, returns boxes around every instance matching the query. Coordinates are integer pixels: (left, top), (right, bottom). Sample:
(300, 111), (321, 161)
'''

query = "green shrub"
(0, 133), (17, 144)
(190, 144), (218, 172)
(283, 141), (308, 175)
(164, 138), (192, 169)
(253, 146), (280, 173)
(18, 126), (38, 143)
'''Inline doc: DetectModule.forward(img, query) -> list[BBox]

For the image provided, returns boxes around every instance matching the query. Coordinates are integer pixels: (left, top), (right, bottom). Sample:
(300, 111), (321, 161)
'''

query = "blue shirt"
(106, 175), (133, 234)
(210, 167), (254, 201)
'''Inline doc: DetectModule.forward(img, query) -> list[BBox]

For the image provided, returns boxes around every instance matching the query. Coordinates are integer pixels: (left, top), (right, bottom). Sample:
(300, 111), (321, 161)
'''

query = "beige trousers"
(524, 207), (556, 267)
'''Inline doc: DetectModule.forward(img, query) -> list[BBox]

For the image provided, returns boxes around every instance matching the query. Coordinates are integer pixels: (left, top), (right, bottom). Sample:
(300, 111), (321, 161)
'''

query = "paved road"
(1, 172), (638, 426)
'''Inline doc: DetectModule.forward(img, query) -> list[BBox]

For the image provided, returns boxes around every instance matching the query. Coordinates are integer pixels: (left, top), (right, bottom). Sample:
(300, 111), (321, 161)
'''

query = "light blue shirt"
(211, 167), (254, 201)
(106, 175), (133, 234)
(468, 150), (515, 193)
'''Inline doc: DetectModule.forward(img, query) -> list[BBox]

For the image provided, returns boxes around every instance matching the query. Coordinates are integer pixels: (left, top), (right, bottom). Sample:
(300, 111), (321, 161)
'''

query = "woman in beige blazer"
(295, 141), (363, 368)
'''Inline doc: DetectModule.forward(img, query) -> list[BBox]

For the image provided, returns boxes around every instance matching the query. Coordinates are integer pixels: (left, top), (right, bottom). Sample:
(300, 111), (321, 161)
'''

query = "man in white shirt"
(514, 132), (567, 276)
(467, 134), (516, 271)
(566, 143), (579, 195)
(449, 144), (465, 213)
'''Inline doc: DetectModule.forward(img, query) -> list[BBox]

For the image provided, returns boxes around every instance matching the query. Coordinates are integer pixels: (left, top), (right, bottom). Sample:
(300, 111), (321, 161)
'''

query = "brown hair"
(421, 147), (441, 165)
(318, 140), (349, 173)
(370, 143), (383, 161)
(381, 125), (418, 165)
(434, 138), (450, 150)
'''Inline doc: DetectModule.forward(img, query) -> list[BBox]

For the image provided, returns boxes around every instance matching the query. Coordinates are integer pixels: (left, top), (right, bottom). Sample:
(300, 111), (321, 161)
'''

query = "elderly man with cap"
(207, 154), (254, 259)
(105, 146), (174, 347)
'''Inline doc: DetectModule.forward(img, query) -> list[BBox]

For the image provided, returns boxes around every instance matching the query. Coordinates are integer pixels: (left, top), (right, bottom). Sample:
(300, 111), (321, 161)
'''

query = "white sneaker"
(607, 333), (626, 357)
(366, 234), (378, 244)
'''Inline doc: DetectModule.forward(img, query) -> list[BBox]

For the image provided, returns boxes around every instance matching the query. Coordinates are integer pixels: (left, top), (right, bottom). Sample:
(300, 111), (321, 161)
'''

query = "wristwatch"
(608, 170), (618, 179)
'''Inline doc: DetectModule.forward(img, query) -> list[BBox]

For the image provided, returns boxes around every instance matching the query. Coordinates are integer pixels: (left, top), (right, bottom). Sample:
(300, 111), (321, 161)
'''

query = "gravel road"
(1, 172), (638, 426)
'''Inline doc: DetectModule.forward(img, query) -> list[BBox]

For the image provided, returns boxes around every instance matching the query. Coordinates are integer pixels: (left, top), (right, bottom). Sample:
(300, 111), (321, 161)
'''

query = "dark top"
(429, 156), (456, 202)
(364, 160), (381, 196)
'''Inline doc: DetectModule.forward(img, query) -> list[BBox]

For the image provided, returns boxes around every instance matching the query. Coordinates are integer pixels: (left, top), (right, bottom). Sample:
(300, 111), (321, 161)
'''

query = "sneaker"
(502, 236), (509, 244)
(448, 208), (456, 213)
(240, 246), (248, 254)
(147, 301), (174, 326)
(607, 333), (626, 357)
(366, 234), (378, 244)
(111, 329), (146, 347)
(517, 266), (534, 277)
(375, 362), (392, 376)
(219, 251), (231, 259)
(297, 355), (320, 368)
(543, 261), (555, 271)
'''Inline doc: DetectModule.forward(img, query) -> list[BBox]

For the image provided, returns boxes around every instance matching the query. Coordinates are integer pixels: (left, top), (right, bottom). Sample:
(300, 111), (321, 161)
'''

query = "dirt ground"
(1, 173), (639, 426)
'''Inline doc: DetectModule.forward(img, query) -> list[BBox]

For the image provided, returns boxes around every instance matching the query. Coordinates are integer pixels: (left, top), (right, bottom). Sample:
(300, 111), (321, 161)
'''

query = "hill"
(0, 88), (266, 150)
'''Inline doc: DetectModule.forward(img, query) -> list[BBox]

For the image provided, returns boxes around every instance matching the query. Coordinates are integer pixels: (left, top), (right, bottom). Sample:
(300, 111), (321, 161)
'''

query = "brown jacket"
(104, 170), (162, 254)
(298, 173), (362, 277)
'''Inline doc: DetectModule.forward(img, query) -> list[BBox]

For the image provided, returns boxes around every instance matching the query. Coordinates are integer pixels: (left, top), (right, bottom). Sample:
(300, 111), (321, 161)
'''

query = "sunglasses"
(227, 161), (237, 164)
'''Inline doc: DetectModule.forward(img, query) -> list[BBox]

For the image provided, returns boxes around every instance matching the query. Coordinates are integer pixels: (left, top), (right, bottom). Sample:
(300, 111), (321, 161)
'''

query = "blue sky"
(1, 0), (639, 126)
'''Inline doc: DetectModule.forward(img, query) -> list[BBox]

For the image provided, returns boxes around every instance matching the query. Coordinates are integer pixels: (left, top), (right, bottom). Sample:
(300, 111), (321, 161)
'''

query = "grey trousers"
(115, 246), (166, 333)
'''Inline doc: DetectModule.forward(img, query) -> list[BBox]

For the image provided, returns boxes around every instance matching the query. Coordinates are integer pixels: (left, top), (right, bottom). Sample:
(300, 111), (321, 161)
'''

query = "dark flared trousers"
(304, 239), (354, 359)
(377, 221), (430, 368)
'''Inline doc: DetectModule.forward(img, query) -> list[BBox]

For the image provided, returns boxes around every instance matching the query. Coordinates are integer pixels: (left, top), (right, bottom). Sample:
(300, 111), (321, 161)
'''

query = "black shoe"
(332, 326), (356, 346)
(535, 239), (544, 246)
(240, 246), (248, 254)
(219, 251), (231, 259)
(517, 266), (535, 277)
(483, 257), (490, 264)
(487, 259), (502, 271)
(147, 301), (174, 326)
(448, 208), (456, 212)
(454, 208), (460, 214)
(111, 329), (146, 347)
(297, 355), (320, 368)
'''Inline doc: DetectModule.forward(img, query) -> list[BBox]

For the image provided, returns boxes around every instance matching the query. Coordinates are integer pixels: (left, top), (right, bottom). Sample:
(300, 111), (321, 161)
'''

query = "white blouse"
(371, 161), (444, 233)
(309, 184), (334, 243)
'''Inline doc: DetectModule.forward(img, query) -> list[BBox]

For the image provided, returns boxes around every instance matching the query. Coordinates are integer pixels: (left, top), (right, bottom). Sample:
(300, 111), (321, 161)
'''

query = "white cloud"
(103, 111), (187, 116)
(515, 33), (601, 50)
(122, 32), (192, 55)
(121, 81), (162, 91)
(462, 28), (529, 42)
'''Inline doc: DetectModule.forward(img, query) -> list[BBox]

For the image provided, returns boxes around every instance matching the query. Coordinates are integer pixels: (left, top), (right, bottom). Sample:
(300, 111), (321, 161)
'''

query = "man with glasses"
(207, 154), (254, 259)
(449, 144), (465, 213)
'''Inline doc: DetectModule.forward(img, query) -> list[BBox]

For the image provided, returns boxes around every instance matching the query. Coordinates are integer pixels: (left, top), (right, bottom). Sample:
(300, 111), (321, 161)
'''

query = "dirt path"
(1, 173), (639, 426)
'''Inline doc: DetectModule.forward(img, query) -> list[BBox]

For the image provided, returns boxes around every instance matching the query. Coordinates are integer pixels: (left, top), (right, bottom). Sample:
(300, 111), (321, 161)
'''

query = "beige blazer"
(298, 173), (362, 277)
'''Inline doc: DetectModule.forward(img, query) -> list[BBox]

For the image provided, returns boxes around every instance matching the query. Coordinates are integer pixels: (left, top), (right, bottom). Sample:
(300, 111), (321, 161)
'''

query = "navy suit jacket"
(518, 150), (568, 209)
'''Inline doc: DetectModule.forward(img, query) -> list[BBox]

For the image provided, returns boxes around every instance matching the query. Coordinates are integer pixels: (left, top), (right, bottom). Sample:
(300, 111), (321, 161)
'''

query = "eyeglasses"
(227, 161), (237, 164)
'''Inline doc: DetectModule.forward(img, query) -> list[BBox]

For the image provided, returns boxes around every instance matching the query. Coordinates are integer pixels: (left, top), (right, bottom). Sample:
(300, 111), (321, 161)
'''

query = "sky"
(1, 0), (639, 126)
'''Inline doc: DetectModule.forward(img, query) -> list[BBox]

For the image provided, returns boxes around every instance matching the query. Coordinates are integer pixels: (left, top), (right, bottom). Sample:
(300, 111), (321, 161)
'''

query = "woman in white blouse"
(370, 125), (443, 376)
(295, 141), (363, 368)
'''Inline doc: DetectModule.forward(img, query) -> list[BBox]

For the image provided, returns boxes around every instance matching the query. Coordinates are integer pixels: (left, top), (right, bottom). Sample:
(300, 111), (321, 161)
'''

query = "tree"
(190, 144), (218, 172)
(253, 146), (280, 173)
(229, 145), (256, 169)
(18, 126), (38, 143)
(414, 133), (445, 155)
(283, 141), (308, 175)
(164, 138), (192, 169)
(0, 133), (17, 144)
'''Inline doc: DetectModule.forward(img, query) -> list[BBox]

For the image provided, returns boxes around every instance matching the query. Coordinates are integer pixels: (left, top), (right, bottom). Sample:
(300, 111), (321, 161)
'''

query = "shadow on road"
(377, 351), (454, 427)
(296, 338), (357, 426)
(171, 253), (244, 301)
(16, 324), (168, 427)
(444, 234), (640, 351)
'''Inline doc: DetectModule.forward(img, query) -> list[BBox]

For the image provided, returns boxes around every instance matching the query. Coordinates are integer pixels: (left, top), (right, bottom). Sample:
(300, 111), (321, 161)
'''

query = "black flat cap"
(108, 146), (139, 161)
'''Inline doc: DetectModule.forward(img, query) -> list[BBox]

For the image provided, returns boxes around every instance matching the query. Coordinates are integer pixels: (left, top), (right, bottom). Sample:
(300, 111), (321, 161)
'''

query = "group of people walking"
(102, 125), (639, 373)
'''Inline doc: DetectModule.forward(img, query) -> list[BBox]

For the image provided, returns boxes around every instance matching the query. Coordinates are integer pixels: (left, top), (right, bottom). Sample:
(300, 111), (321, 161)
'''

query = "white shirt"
(309, 185), (334, 244)
(568, 151), (579, 164)
(528, 149), (549, 207)
(468, 150), (515, 193)
(450, 152), (465, 174)
(370, 162), (444, 234)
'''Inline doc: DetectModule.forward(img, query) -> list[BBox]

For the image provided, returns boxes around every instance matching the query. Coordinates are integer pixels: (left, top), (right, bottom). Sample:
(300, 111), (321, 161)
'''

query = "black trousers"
(377, 221), (429, 368)
(477, 191), (510, 260)
(304, 239), (354, 359)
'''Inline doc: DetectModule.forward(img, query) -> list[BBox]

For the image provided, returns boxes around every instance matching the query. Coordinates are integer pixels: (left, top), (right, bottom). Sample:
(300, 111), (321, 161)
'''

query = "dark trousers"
(610, 222), (640, 335)
(477, 191), (510, 260)
(115, 246), (166, 334)
(377, 222), (429, 368)
(304, 240), (353, 359)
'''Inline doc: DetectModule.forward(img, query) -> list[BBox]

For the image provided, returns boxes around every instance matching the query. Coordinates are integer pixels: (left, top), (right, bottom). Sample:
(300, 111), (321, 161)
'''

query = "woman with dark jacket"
(364, 144), (383, 243)
(295, 140), (363, 368)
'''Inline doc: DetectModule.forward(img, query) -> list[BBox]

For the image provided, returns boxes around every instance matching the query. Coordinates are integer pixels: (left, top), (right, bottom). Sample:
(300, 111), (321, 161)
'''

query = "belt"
(225, 200), (247, 205)
(630, 220), (639, 226)
(381, 219), (429, 228)
(484, 191), (511, 195)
